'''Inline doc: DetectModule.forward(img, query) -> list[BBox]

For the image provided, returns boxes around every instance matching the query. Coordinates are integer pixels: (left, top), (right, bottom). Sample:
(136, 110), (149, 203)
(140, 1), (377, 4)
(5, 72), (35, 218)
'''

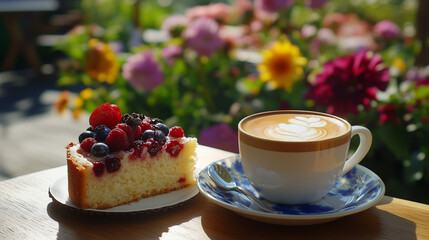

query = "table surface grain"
(1, 145), (428, 240)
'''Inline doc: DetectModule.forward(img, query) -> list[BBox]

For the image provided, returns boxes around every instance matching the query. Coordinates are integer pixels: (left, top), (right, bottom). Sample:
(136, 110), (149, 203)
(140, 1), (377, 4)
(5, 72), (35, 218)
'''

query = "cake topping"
(78, 102), (188, 175)
(116, 123), (135, 143)
(79, 131), (96, 143)
(80, 137), (96, 153)
(92, 161), (106, 176)
(169, 126), (184, 138)
(91, 142), (110, 157)
(105, 156), (121, 173)
(154, 123), (169, 136)
(89, 103), (122, 129)
(93, 125), (111, 142)
(105, 128), (129, 152)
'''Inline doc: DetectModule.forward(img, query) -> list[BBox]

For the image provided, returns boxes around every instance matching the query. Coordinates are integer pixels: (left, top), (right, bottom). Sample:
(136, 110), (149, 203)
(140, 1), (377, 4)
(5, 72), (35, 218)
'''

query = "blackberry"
(149, 118), (163, 125)
(121, 113), (142, 129)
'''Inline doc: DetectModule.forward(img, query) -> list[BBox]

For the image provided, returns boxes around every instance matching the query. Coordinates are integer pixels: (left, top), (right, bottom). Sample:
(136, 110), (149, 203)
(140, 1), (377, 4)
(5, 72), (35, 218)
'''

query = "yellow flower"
(392, 57), (406, 73)
(79, 88), (93, 100)
(73, 96), (84, 119)
(54, 91), (71, 115)
(86, 38), (119, 84)
(258, 40), (307, 91)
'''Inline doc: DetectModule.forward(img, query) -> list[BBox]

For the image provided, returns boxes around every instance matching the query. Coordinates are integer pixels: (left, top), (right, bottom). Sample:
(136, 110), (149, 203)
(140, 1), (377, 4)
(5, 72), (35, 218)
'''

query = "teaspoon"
(208, 163), (280, 214)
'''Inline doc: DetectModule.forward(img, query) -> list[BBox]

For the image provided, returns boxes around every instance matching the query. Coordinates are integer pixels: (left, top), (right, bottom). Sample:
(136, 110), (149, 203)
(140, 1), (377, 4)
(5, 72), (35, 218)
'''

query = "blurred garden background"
(1, 0), (429, 205)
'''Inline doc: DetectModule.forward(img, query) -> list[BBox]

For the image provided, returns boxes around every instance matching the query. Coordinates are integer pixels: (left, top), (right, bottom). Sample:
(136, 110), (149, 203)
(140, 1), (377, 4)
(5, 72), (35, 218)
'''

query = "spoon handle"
(234, 186), (279, 213)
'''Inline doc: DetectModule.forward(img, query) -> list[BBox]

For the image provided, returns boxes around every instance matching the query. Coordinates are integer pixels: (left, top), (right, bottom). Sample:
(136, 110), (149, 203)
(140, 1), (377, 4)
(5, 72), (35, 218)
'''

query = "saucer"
(49, 175), (199, 214)
(197, 155), (385, 225)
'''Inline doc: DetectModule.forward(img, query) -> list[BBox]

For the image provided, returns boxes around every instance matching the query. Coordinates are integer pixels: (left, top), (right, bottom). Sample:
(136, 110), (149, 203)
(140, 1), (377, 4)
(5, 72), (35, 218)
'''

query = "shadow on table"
(47, 196), (202, 240)
(200, 199), (417, 240)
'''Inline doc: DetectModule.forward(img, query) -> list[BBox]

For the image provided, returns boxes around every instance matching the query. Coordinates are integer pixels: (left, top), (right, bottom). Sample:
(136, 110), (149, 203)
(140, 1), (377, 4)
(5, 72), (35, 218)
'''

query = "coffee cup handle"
(340, 126), (372, 177)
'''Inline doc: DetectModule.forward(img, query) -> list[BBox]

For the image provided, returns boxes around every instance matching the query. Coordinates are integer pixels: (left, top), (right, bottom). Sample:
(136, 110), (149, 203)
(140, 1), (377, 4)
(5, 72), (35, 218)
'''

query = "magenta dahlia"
(305, 50), (390, 116)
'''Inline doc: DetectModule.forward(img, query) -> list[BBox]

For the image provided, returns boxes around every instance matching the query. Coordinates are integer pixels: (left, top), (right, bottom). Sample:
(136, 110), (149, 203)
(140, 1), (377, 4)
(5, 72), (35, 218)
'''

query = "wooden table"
(1, 146), (428, 239)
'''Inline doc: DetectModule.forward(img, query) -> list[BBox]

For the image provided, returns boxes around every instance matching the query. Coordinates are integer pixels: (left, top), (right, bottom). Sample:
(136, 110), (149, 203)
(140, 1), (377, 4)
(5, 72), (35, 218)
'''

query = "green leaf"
(375, 123), (409, 160)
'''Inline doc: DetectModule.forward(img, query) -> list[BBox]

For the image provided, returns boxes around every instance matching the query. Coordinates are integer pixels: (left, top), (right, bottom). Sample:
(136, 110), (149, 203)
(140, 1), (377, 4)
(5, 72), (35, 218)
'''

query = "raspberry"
(105, 156), (121, 173)
(139, 121), (152, 133)
(169, 126), (184, 138)
(93, 161), (105, 176)
(89, 103), (122, 129)
(116, 123), (135, 143)
(133, 125), (142, 140)
(80, 138), (96, 153)
(105, 128), (129, 152)
(166, 140), (183, 157)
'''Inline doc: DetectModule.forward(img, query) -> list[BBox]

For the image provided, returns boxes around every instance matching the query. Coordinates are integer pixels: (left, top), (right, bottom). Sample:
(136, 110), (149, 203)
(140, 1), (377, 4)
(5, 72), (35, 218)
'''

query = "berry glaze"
(77, 103), (186, 177)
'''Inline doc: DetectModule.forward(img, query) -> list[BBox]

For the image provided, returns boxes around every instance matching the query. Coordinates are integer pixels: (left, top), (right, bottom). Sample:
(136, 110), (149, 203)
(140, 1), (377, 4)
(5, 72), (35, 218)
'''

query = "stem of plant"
(199, 57), (216, 113)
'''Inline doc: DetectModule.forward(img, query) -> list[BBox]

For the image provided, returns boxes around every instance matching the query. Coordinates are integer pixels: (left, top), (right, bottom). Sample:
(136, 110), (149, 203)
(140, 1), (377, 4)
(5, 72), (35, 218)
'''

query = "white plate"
(197, 155), (385, 225)
(49, 175), (199, 214)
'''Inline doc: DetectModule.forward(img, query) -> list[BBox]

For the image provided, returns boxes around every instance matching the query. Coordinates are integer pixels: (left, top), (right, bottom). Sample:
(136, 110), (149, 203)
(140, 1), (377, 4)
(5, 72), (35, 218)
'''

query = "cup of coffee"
(238, 110), (372, 205)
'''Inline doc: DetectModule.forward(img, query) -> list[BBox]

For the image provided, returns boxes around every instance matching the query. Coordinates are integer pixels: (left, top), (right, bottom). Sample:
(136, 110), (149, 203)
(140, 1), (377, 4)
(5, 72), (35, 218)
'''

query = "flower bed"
(54, 0), (429, 204)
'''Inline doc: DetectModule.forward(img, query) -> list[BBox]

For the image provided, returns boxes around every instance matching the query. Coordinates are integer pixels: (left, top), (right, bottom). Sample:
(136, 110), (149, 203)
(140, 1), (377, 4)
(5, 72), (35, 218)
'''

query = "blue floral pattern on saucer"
(197, 155), (385, 225)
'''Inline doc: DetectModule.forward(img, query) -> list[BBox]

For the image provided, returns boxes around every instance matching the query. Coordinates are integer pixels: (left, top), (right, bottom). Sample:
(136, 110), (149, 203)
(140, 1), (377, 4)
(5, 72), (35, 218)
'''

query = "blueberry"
(142, 130), (155, 141)
(79, 131), (96, 143)
(154, 130), (166, 142)
(155, 123), (169, 136)
(91, 143), (110, 157)
(94, 125), (111, 142)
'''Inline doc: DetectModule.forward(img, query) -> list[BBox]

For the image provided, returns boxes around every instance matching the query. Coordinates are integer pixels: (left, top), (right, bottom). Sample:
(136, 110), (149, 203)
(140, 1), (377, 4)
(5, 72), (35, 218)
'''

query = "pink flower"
(305, 50), (390, 116)
(373, 20), (401, 39)
(161, 45), (182, 66)
(183, 18), (224, 57)
(405, 67), (429, 86)
(198, 123), (239, 153)
(378, 104), (401, 124)
(255, 0), (294, 13)
(186, 3), (231, 22)
(122, 51), (164, 91)
(161, 15), (188, 38)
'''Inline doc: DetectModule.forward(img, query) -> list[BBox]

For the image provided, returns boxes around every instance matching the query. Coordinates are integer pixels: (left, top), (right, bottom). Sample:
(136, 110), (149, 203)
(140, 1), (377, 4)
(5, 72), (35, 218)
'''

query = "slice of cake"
(66, 103), (198, 209)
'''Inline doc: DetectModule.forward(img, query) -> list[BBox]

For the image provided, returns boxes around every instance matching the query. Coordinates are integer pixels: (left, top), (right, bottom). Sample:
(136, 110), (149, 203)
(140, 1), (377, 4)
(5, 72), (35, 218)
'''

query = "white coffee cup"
(238, 110), (372, 205)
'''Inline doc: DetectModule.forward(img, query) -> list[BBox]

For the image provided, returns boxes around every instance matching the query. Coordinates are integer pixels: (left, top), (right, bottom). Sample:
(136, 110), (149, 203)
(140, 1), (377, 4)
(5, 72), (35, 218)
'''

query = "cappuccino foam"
(242, 113), (349, 141)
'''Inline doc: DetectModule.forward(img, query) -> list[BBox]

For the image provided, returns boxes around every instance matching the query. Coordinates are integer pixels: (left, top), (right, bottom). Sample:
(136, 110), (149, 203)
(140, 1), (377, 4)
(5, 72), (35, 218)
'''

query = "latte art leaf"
(264, 116), (329, 141)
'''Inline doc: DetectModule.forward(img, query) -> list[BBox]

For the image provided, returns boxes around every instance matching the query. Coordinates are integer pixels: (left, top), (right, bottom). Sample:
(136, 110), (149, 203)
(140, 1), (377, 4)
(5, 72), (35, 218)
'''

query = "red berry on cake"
(105, 128), (129, 152)
(80, 137), (96, 153)
(166, 140), (183, 157)
(89, 103), (122, 129)
(105, 156), (121, 173)
(116, 123), (135, 143)
(92, 161), (105, 176)
(169, 126), (184, 138)
(133, 125), (142, 140)
(139, 121), (152, 132)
